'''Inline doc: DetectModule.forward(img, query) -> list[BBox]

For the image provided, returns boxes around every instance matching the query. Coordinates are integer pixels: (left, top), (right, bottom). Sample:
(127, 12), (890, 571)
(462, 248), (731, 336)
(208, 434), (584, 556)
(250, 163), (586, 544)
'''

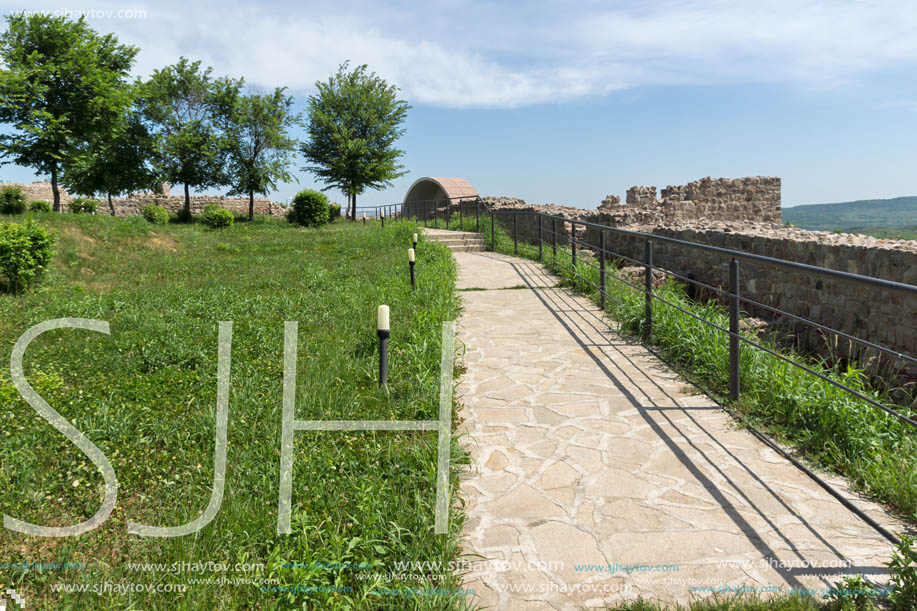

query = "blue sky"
(2, 0), (917, 208)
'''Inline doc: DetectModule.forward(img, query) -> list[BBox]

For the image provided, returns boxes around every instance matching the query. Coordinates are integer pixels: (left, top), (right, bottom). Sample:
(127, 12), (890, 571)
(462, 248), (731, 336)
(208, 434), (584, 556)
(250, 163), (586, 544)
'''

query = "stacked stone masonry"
(0, 181), (285, 217)
(478, 177), (915, 379)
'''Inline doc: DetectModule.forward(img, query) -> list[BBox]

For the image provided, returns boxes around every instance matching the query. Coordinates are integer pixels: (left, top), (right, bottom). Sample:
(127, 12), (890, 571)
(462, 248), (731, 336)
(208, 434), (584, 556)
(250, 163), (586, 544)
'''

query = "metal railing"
(397, 196), (916, 545)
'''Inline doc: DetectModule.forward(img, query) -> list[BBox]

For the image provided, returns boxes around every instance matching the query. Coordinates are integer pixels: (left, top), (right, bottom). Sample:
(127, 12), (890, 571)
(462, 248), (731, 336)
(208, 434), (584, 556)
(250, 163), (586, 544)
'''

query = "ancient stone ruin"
(0, 181), (286, 217)
(469, 176), (915, 382)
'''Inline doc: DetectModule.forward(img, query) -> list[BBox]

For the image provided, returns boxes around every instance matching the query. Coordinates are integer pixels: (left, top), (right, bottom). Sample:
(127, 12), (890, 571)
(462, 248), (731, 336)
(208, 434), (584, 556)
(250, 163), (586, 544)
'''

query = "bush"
(888, 534), (917, 610)
(201, 204), (233, 229)
(68, 197), (99, 214)
(142, 204), (169, 225)
(29, 199), (51, 212)
(329, 202), (341, 221)
(286, 189), (330, 227)
(0, 186), (27, 214)
(0, 220), (56, 293)
(171, 208), (194, 224)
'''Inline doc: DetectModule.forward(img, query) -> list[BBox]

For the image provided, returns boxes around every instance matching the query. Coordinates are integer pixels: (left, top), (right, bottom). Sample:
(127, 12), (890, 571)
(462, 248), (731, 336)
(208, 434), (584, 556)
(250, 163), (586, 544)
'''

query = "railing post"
(445, 200), (449, 230)
(459, 201), (463, 229)
(476, 201), (480, 233)
(490, 211), (495, 252)
(644, 240), (653, 341)
(433, 203), (437, 228)
(729, 258), (741, 402)
(599, 230), (606, 311)
(538, 214), (543, 262)
(424, 201), (428, 227)
(571, 221), (577, 270)
(552, 218), (557, 258)
(513, 212), (518, 255)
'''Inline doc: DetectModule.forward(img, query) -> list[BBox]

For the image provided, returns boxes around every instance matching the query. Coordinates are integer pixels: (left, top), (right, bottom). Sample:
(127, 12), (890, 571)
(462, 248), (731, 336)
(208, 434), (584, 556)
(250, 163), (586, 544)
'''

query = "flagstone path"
(449, 249), (907, 610)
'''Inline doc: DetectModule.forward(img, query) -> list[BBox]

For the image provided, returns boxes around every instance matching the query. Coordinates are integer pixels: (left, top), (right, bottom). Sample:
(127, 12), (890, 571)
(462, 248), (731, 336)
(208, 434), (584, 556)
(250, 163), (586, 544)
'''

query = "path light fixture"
(377, 305), (390, 387)
(381, 208), (385, 228)
(408, 248), (416, 289)
(413, 232), (418, 250)
(362, 212), (366, 225)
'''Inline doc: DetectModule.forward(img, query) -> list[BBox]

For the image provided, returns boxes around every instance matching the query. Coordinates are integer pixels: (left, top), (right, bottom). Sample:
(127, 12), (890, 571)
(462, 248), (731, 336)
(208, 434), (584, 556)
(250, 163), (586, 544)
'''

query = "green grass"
(0, 212), (471, 609)
(446, 211), (917, 525)
(605, 592), (862, 610)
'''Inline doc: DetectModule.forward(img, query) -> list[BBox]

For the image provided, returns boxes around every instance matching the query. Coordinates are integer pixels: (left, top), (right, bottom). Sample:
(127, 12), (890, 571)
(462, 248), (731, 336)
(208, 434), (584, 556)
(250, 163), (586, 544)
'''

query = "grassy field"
(0, 213), (470, 609)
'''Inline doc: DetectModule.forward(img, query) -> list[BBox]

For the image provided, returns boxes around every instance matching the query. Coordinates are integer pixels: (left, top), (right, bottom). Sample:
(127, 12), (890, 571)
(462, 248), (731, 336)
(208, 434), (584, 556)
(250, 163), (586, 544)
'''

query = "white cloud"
(5, 0), (917, 107)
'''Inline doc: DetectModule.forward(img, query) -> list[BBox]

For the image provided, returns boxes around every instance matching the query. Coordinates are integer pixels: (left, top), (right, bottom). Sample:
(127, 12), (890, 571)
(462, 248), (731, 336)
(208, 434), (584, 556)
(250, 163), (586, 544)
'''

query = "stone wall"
(472, 176), (915, 378)
(0, 181), (71, 206)
(0, 181), (285, 217)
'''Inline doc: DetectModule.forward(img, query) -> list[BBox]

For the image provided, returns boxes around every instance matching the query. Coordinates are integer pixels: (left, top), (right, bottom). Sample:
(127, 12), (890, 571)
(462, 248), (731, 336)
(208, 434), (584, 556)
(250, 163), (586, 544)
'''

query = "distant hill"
(782, 196), (917, 233)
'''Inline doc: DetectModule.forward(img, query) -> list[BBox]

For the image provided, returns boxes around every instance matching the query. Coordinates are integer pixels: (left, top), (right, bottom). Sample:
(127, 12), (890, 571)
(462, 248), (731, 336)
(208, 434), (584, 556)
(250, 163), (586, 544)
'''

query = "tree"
(140, 57), (231, 219)
(63, 100), (158, 215)
(214, 84), (299, 221)
(301, 62), (410, 220)
(0, 14), (137, 211)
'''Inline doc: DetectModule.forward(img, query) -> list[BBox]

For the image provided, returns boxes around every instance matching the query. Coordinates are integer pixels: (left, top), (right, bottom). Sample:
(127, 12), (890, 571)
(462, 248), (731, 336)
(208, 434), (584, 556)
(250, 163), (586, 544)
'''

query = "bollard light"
(408, 248), (416, 289)
(381, 208), (385, 228)
(412, 232), (418, 250)
(377, 305), (390, 387)
(362, 212), (366, 225)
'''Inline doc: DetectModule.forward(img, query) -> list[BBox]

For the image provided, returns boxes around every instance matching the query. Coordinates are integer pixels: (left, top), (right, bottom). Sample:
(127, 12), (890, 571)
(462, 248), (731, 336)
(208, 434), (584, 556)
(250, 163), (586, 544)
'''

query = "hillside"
(783, 196), (917, 234)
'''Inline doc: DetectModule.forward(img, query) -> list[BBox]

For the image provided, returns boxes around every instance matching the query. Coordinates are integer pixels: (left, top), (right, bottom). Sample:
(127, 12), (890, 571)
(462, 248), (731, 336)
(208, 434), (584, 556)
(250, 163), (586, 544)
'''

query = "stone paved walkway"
(452, 250), (906, 610)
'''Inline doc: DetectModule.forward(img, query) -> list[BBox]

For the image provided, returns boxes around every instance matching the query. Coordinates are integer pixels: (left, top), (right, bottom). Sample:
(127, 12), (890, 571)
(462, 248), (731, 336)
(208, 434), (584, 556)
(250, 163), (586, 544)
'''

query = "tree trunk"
(249, 191), (255, 222)
(184, 183), (191, 218)
(108, 192), (115, 216)
(50, 163), (61, 212)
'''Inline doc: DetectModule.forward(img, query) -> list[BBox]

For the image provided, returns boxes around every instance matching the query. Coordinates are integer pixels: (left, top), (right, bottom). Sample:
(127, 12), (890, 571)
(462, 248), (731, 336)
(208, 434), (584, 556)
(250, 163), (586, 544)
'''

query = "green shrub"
(142, 204), (169, 225)
(888, 534), (917, 610)
(68, 197), (99, 214)
(28, 199), (51, 212)
(0, 186), (27, 214)
(329, 202), (341, 221)
(286, 189), (330, 227)
(0, 220), (56, 293)
(200, 204), (233, 229)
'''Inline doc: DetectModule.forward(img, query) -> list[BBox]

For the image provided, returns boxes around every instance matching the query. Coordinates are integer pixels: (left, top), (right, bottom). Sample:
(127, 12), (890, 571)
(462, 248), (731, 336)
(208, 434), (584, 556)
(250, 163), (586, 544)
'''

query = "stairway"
(423, 228), (486, 253)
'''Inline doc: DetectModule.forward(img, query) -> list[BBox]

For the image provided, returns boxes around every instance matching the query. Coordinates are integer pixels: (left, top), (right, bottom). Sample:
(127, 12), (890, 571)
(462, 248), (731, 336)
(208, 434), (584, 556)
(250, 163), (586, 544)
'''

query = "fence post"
(459, 201), (463, 229)
(599, 230), (606, 311)
(490, 211), (495, 252)
(644, 241), (653, 341)
(513, 212), (518, 255)
(433, 204), (437, 228)
(476, 201), (480, 233)
(445, 200), (449, 230)
(571, 222), (577, 271)
(538, 215), (543, 262)
(552, 218), (557, 258)
(729, 258), (741, 402)
(424, 201), (428, 227)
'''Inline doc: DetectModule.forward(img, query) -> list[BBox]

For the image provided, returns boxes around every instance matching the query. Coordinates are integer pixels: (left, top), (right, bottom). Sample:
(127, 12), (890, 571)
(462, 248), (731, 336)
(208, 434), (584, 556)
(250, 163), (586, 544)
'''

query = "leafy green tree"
(0, 14), (137, 211)
(301, 62), (410, 220)
(63, 102), (158, 215)
(214, 84), (299, 221)
(140, 57), (232, 219)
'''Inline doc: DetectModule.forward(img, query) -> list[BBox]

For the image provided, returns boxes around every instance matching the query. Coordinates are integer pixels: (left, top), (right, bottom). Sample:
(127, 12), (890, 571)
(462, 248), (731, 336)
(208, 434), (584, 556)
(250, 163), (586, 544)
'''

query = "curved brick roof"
(403, 177), (478, 203)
